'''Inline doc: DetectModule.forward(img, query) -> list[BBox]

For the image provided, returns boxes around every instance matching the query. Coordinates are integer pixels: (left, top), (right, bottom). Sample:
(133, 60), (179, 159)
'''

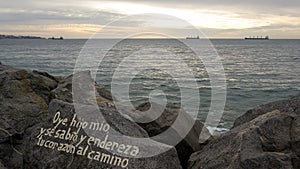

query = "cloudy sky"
(1, 0), (300, 38)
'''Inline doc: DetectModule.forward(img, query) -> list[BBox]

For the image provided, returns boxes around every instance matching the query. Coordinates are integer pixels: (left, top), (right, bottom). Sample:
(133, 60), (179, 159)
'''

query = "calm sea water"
(1, 39), (299, 132)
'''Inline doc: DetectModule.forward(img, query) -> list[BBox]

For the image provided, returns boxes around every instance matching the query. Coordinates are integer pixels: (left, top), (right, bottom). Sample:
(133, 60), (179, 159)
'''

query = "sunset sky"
(1, 0), (300, 38)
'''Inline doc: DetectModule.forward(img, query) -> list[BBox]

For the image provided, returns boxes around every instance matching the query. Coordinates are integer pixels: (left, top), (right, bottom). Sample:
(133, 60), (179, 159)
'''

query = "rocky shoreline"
(0, 63), (299, 169)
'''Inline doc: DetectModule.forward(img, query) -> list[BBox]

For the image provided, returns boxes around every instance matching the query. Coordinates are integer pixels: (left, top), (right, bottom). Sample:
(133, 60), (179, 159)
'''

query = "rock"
(188, 94), (300, 169)
(0, 64), (52, 127)
(0, 64), (57, 168)
(50, 73), (73, 103)
(22, 99), (182, 169)
(136, 102), (211, 168)
(51, 71), (113, 104)
(0, 161), (7, 169)
(0, 64), (182, 169)
(29, 72), (58, 104)
(32, 70), (62, 83)
(234, 94), (300, 127)
(95, 83), (113, 101)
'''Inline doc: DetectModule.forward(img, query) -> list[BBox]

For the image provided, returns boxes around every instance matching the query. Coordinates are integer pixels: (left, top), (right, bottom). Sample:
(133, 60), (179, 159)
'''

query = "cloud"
(92, 0), (300, 9)
(0, 7), (124, 24)
(0, 0), (299, 38)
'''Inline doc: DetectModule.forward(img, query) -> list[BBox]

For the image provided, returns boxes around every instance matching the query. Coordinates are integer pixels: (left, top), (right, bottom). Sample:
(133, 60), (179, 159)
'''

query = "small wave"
(206, 126), (229, 135)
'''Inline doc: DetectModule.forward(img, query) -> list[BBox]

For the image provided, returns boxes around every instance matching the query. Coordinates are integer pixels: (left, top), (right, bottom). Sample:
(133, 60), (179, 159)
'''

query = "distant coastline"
(0, 34), (45, 39)
(0, 34), (64, 40)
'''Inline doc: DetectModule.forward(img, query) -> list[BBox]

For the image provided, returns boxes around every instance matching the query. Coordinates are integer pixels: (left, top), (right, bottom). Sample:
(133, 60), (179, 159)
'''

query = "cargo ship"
(245, 36), (269, 40)
(186, 35), (200, 39)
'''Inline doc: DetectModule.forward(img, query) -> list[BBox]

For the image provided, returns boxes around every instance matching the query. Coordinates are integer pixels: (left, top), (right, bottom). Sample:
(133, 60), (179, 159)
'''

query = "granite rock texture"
(188, 94), (300, 169)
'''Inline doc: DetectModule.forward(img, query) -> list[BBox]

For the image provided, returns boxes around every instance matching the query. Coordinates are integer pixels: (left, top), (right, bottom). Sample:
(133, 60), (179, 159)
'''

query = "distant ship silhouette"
(245, 36), (269, 40)
(186, 35), (200, 39)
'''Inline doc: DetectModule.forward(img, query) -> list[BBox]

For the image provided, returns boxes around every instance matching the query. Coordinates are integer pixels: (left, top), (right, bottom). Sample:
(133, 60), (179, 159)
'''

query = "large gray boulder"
(51, 71), (113, 104)
(0, 64), (182, 169)
(136, 102), (211, 168)
(188, 94), (300, 169)
(234, 94), (300, 127)
(23, 99), (182, 169)
(0, 64), (57, 168)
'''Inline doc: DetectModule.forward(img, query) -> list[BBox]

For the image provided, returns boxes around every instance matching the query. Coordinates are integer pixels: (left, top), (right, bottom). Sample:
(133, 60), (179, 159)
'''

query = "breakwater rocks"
(188, 94), (300, 169)
(0, 63), (299, 169)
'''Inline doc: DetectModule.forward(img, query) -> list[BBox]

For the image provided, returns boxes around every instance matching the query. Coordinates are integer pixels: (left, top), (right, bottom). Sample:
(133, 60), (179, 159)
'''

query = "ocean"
(1, 39), (299, 132)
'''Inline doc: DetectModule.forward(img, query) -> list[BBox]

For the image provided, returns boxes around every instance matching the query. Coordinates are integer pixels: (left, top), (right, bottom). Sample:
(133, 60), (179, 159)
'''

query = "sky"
(0, 0), (300, 38)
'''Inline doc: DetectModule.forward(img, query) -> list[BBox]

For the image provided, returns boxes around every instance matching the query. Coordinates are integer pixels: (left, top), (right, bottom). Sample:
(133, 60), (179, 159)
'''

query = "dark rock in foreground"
(234, 94), (300, 127)
(23, 99), (181, 169)
(0, 64), (55, 168)
(136, 102), (211, 168)
(50, 70), (112, 104)
(0, 64), (182, 169)
(188, 94), (300, 169)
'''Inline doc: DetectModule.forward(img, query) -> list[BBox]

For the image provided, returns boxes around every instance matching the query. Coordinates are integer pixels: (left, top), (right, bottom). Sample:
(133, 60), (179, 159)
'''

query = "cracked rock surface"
(188, 94), (300, 169)
(0, 63), (182, 169)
